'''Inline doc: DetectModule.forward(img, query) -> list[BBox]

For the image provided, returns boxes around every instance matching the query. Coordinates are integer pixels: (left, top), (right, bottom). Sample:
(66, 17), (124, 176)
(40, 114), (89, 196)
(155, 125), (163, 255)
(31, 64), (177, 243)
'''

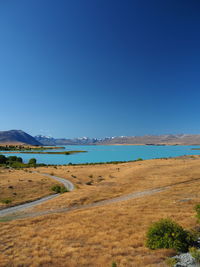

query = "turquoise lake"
(2, 145), (200, 165)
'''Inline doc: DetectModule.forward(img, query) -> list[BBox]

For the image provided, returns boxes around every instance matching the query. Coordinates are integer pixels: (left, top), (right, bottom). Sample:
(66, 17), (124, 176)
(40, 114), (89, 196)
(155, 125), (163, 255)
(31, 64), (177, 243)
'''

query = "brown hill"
(0, 130), (42, 146)
(100, 134), (200, 145)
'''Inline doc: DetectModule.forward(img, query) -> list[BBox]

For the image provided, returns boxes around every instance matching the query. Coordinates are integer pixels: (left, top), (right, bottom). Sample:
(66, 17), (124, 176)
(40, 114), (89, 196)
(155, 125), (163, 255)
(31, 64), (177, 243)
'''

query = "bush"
(51, 185), (68, 193)
(7, 156), (23, 162)
(7, 156), (23, 165)
(9, 161), (25, 168)
(0, 155), (7, 164)
(189, 247), (200, 263)
(146, 218), (195, 252)
(195, 204), (200, 223)
(16, 157), (23, 163)
(86, 181), (93, 185)
(28, 158), (37, 165)
(165, 257), (178, 266)
(1, 199), (12, 204)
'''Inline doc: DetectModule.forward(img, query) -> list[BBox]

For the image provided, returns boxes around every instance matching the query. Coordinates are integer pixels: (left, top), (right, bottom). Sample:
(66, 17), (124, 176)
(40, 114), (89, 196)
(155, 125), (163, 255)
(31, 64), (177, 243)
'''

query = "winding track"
(0, 172), (74, 217)
(1, 173), (200, 220)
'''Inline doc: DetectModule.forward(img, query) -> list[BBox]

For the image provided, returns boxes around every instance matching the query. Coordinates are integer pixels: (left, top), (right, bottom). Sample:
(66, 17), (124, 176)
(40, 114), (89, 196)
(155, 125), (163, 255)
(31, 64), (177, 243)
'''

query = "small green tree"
(0, 155), (7, 164)
(51, 185), (68, 193)
(16, 157), (23, 163)
(146, 218), (195, 252)
(7, 156), (18, 162)
(28, 158), (37, 165)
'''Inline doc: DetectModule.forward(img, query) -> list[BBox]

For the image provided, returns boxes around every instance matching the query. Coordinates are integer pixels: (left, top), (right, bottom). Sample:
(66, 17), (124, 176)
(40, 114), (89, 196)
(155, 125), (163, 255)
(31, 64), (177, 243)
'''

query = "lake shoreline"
(1, 150), (87, 155)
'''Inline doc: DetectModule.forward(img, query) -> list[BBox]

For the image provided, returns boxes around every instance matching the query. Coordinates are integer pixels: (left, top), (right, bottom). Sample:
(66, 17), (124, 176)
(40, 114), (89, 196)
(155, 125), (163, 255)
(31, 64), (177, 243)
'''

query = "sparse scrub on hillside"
(0, 170), (64, 207)
(146, 218), (195, 252)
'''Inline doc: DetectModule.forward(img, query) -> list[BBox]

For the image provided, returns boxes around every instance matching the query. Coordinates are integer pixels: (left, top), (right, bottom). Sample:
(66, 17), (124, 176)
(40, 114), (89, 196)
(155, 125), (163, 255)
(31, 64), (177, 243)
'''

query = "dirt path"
(1, 175), (200, 220)
(19, 186), (168, 219)
(0, 172), (74, 217)
(0, 185), (169, 220)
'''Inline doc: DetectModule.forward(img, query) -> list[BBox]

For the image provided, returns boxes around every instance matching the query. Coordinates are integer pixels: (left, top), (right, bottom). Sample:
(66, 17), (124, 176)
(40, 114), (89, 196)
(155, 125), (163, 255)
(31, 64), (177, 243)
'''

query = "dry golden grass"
(0, 169), (62, 208)
(1, 156), (200, 266)
(29, 156), (200, 211)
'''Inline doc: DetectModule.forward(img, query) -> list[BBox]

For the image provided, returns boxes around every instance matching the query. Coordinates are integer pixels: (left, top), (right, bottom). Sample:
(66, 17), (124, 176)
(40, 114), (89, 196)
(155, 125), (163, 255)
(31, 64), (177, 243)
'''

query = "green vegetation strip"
(2, 150), (87, 155)
(0, 145), (65, 151)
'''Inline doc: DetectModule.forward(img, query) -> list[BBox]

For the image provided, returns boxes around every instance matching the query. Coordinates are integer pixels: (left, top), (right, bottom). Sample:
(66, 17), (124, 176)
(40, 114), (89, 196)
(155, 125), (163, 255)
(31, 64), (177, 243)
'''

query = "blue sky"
(1, 0), (200, 138)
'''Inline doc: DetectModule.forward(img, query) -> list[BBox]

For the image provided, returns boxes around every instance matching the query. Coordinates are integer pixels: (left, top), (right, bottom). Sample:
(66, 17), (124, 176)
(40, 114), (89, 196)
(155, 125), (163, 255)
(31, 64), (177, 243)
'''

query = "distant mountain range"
(1, 130), (200, 146)
(0, 130), (42, 146)
(35, 134), (200, 146)
(35, 135), (101, 145)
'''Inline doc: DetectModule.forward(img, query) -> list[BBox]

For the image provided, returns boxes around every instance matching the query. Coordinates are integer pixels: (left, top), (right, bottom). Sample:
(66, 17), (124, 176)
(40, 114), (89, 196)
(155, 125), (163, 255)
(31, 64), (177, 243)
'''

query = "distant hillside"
(35, 134), (200, 146)
(0, 130), (42, 146)
(99, 134), (200, 145)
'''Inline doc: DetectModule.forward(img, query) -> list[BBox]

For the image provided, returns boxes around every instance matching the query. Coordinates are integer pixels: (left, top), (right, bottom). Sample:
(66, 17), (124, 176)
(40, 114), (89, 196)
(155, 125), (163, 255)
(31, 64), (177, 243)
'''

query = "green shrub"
(112, 263), (117, 267)
(86, 181), (93, 185)
(28, 158), (37, 165)
(9, 161), (25, 168)
(60, 186), (69, 193)
(51, 185), (61, 193)
(51, 185), (68, 193)
(146, 218), (194, 252)
(1, 199), (12, 204)
(189, 247), (200, 263)
(0, 155), (7, 164)
(7, 156), (22, 163)
(165, 257), (178, 266)
(195, 204), (200, 223)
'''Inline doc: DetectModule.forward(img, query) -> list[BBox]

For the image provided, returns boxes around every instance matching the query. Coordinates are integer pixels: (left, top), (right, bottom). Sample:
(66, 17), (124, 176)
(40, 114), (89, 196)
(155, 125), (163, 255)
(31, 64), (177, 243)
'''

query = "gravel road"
(0, 172), (74, 217)
(1, 174), (200, 220)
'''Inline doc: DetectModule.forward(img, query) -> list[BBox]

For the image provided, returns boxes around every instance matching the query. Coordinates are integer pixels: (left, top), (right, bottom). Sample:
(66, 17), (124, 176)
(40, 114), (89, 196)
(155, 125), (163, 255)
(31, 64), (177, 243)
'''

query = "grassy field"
(0, 169), (63, 208)
(1, 156), (200, 266)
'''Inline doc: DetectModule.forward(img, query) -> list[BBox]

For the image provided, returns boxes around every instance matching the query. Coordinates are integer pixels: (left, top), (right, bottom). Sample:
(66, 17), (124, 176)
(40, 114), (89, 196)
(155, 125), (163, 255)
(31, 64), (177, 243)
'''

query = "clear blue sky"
(1, 0), (200, 138)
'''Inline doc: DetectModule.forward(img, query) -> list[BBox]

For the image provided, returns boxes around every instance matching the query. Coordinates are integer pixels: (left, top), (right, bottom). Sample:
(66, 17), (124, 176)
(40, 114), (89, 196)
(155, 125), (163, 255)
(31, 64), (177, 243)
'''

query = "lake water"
(2, 145), (200, 165)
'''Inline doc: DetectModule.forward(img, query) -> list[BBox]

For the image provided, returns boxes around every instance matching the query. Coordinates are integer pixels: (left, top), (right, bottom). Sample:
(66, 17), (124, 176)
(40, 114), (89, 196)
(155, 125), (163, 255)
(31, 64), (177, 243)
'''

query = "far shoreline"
(97, 143), (200, 146)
